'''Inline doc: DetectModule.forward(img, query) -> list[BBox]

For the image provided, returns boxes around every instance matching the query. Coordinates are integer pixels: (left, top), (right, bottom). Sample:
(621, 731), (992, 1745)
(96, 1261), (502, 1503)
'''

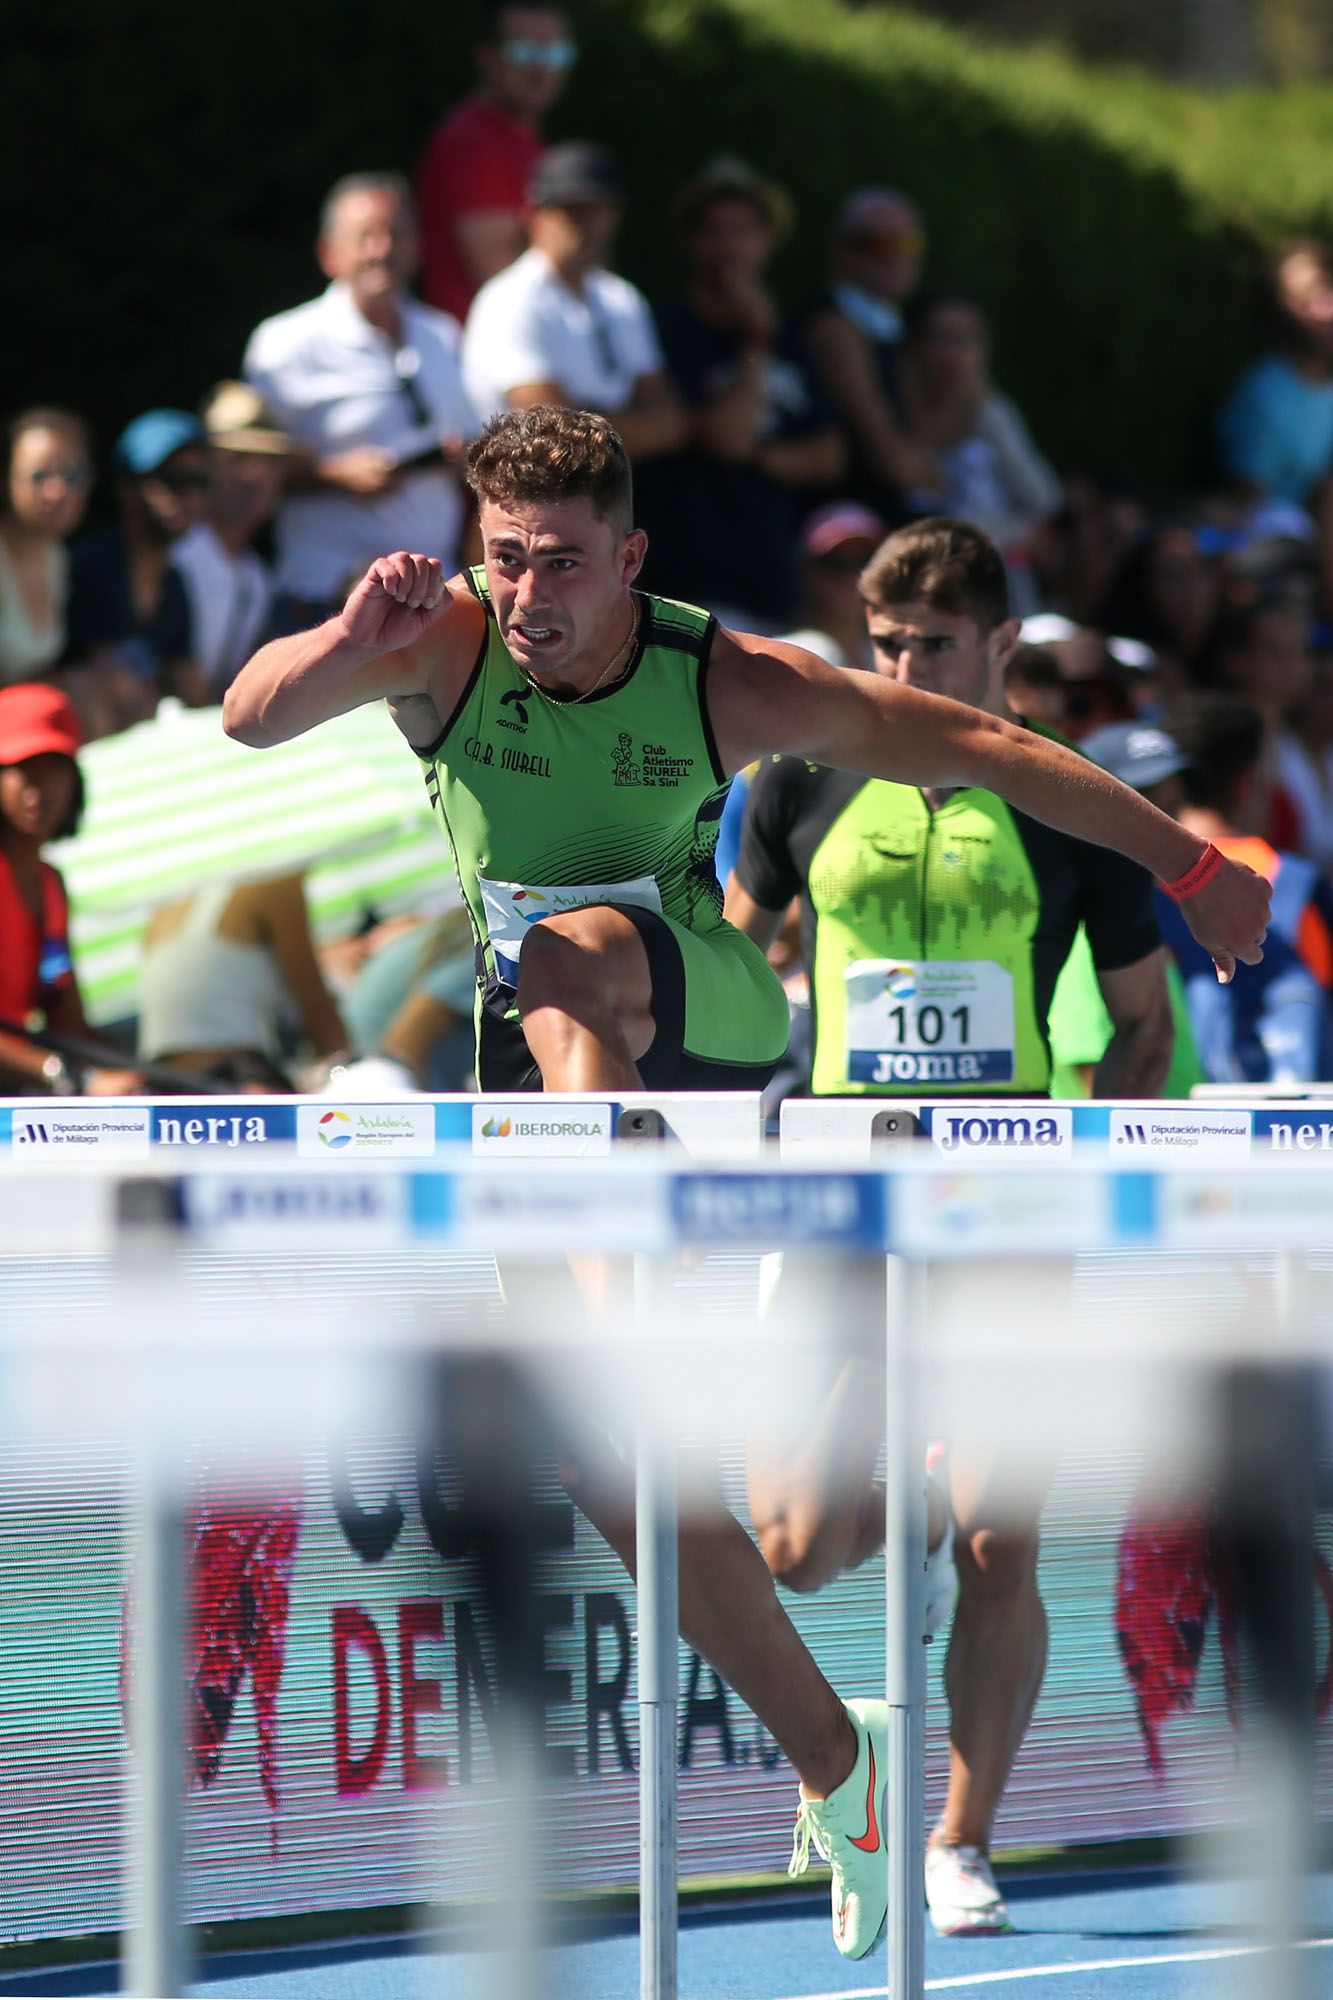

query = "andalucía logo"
(512, 888), (548, 923)
(481, 1117), (512, 1138)
(884, 964), (917, 999)
(318, 1109), (354, 1150)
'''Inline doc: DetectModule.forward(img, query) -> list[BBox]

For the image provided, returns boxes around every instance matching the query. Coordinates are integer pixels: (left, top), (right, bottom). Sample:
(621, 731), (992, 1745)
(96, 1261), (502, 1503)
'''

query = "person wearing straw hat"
(171, 384), (304, 697)
(637, 157), (842, 630)
(225, 402), (1271, 1961)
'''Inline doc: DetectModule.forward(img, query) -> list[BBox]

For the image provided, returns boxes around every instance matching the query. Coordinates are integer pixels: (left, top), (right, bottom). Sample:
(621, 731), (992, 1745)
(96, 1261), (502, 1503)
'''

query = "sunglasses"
(849, 229), (926, 258)
(499, 36), (578, 69)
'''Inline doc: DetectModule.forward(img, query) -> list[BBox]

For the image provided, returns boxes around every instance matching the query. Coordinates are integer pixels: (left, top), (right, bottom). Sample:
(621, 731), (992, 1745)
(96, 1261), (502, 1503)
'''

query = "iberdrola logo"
(481, 1117), (513, 1138)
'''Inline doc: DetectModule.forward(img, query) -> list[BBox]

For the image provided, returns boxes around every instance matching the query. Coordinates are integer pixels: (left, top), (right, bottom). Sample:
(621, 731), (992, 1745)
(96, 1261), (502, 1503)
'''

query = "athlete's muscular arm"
(723, 878), (786, 952)
(707, 628), (1272, 980)
(1089, 950), (1174, 1098)
(222, 553), (480, 748)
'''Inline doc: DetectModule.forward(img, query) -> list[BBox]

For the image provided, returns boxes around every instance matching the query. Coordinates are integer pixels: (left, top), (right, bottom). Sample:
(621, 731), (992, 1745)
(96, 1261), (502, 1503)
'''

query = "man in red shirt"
(417, 3), (576, 323)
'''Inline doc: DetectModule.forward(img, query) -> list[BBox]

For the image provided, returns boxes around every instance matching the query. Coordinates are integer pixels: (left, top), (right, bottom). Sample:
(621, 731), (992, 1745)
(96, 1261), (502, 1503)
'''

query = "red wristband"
(1161, 842), (1225, 902)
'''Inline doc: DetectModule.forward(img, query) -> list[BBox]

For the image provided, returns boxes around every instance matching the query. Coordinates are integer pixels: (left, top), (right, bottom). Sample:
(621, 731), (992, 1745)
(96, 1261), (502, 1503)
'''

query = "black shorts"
(476, 903), (789, 1093)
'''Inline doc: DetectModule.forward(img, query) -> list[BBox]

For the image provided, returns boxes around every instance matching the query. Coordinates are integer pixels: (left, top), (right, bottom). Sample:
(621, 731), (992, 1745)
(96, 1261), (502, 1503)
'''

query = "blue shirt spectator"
(1217, 355), (1333, 507)
(1217, 240), (1333, 508)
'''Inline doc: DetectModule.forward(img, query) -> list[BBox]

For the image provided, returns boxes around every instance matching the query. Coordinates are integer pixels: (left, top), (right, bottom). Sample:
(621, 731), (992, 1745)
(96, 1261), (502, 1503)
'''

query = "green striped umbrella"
(48, 703), (457, 1025)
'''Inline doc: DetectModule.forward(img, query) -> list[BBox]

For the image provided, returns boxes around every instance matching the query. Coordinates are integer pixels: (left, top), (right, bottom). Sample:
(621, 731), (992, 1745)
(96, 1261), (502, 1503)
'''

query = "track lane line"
(749, 1932), (1333, 1999)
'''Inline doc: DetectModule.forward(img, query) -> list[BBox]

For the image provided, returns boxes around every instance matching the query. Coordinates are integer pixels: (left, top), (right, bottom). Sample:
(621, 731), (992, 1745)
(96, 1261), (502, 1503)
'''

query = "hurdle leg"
(125, 1463), (189, 1998)
(635, 1253), (678, 2000)
(884, 1255), (928, 2000)
(114, 1178), (191, 2000)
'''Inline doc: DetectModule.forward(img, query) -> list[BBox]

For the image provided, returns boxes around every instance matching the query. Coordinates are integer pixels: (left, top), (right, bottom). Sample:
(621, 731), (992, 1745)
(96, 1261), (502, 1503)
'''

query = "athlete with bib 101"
(224, 405), (1269, 1961)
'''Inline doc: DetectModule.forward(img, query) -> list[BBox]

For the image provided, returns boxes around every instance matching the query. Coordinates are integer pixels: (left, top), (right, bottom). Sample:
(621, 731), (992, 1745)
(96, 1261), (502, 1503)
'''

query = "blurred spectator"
(137, 874), (348, 1088)
(338, 908), (478, 1091)
(417, 2), (574, 322)
(1017, 614), (1143, 738)
(461, 144), (684, 459)
(787, 502), (884, 669)
(65, 409), (210, 731)
(1098, 519), (1224, 694)
(1003, 642), (1070, 732)
(244, 173), (476, 627)
(0, 683), (140, 1093)
(897, 292), (1061, 614)
(0, 409), (91, 687)
(1219, 242), (1333, 511)
(638, 158), (843, 628)
(1210, 590), (1314, 848)
(171, 384), (301, 699)
(713, 501), (885, 889)
(1157, 693), (1333, 1084)
(1277, 645), (1333, 873)
(1032, 469), (1147, 628)
(803, 187), (932, 516)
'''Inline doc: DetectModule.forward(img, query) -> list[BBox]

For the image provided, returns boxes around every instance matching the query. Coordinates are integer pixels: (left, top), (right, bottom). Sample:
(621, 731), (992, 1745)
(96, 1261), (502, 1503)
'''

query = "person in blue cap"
(63, 408), (210, 735)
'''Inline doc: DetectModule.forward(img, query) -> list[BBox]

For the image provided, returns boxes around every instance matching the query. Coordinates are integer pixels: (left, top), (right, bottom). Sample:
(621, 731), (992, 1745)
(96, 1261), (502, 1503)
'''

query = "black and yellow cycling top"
(413, 568), (789, 1091)
(736, 731), (1159, 1096)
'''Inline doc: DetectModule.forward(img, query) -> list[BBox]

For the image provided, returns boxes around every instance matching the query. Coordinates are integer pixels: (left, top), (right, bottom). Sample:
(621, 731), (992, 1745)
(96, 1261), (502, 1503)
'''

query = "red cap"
(802, 502), (888, 559)
(0, 683), (83, 765)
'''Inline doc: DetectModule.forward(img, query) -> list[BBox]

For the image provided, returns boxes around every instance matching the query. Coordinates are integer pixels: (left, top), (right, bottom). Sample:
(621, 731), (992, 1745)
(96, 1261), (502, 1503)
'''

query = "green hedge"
(8, 0), (1333, 492)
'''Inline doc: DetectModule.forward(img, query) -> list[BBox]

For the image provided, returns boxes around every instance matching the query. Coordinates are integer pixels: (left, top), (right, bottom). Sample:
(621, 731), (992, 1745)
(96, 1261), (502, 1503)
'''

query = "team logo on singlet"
(611, 731), (694, 788)
(612, 731), (641, 786)
(497, 688), (531, 732)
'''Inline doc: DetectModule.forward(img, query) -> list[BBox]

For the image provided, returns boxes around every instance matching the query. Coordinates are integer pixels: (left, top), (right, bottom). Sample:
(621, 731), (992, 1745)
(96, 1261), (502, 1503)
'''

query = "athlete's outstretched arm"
(709, 629), (1271, 980)
(223, 553), (474, 747)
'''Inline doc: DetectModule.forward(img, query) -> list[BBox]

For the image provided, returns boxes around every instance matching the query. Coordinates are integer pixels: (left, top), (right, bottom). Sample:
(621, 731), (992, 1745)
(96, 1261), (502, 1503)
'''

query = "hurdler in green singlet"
(413, 568), (789, 1085)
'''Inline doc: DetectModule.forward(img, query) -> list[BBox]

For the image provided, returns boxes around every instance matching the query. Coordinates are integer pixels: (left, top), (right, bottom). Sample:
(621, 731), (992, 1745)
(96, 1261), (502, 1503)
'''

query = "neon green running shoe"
(787, 1698), (889, 1958)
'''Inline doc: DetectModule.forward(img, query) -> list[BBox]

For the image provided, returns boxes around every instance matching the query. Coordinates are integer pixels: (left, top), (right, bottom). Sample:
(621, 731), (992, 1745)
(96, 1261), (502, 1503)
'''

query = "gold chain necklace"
(519, 600), (640, 707)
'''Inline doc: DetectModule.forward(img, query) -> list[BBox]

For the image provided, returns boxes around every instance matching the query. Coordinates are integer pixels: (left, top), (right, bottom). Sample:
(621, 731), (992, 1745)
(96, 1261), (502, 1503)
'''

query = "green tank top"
(808, 782), (1048, 1096)
(417, 571), (730, 993)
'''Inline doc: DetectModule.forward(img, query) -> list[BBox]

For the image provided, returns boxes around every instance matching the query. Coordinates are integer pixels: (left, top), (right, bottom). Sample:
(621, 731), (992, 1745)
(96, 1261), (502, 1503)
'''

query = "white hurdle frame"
(3, 1096), (1328, 2000)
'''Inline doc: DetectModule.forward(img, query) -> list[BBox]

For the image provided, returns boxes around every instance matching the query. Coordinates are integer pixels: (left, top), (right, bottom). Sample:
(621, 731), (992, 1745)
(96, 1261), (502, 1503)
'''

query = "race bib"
(479, 873), (663, 984)
(844, 959), (1015, 1086)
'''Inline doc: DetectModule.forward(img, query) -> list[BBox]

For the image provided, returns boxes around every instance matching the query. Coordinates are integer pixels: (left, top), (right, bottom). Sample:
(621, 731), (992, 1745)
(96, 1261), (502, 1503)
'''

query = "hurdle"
(2, 1113), (1329, 2000)
(780, 1093), (1332, 2000)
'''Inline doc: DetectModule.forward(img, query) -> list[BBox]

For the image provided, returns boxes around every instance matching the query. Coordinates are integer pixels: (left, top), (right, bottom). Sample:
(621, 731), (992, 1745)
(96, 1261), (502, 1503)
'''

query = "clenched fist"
(337, 553), (451, 655)
(1180, 852), (1271, 983)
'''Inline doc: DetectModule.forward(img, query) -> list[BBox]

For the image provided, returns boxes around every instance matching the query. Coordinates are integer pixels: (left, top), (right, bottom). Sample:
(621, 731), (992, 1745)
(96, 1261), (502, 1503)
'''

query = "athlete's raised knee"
(755, 1508), (852, 1596)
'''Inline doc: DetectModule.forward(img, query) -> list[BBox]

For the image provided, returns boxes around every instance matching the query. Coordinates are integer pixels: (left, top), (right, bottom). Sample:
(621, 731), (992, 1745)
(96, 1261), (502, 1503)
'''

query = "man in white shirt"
(171, 382), (298, 696)
(244, 173), (477, 623)
(461, 143), (683, 460)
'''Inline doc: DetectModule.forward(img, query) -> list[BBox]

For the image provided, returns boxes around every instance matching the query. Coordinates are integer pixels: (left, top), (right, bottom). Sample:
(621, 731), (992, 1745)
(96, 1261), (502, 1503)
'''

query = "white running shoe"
(925, 1837), (1011, 1935)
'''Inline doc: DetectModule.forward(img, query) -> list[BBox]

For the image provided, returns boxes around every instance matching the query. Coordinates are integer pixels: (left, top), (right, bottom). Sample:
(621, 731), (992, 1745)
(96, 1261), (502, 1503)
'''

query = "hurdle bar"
(3, 1139), (1330, 2000)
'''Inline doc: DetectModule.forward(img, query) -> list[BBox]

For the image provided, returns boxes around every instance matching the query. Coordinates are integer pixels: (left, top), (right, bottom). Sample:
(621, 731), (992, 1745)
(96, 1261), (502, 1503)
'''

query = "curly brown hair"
(466, 405), (633, 534)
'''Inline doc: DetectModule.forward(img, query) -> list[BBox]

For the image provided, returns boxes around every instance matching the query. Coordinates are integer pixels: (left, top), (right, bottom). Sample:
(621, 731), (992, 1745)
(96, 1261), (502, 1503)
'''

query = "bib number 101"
(886, 1003), (970, 1048)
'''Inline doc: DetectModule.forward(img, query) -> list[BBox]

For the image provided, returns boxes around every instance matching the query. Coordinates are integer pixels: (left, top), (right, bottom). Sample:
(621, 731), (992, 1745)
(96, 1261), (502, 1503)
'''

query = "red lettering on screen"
(399, 1597), (447, 1789)
(332, 1606), (391, 1795)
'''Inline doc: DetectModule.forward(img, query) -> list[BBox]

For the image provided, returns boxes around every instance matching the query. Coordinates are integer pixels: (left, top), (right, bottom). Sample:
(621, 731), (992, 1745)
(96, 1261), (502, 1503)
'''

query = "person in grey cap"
(1081, 720), (1191, 814)
(64, 408), (209, 731)
(461, 142), (685, 460)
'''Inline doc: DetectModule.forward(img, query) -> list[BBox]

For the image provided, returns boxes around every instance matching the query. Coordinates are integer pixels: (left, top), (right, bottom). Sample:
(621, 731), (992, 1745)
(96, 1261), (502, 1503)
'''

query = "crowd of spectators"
(6, 0), (1333, 1091)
